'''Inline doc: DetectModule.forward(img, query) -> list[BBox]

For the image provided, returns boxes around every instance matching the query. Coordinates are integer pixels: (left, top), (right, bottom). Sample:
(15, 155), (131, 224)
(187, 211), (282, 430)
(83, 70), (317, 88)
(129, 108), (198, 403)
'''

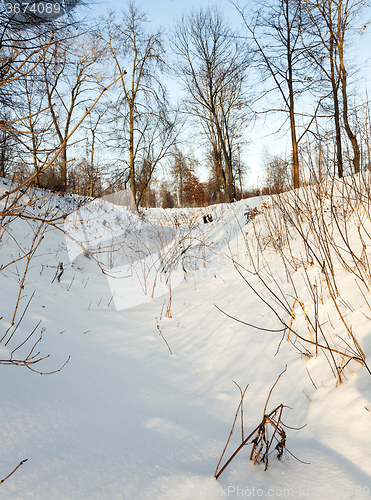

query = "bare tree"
(236, 0), (325, 189)
(0, 111), (16, 178)
(171, 6), (250, 202)
(0, 30), (56, 184)
(41, 30), (107, 191)
(233, 144), (249, 199)
(103, 2), (178, 209)
(171, 147), (186, 208)
(302, 0), (367, 175)
(264, 152), (291, 194)
(301, 0), (344, 177)
(9, 54), (53, 187)
(83, 105), (107, 197)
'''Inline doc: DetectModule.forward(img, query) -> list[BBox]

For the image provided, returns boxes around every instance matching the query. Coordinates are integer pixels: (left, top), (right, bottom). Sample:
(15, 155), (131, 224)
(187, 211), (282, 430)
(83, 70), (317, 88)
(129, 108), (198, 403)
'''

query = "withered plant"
(219, 166), (371, 385)
(215, 367), (307, 479)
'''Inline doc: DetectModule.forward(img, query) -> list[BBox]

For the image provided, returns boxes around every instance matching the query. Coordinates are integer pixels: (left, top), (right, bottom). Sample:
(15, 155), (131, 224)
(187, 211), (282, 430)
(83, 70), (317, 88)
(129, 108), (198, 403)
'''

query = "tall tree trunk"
(286, 1), (299, 189)
(28, 95), (40, 186)
(176, 163), (181, 208)
(329, 31), (343, 178)
(212, 109), (233, 202)
(0, 135), (7, 178)
(89, 129), (96, 197)
(129, 103), (136, 210)
(147, 180), (151, 207)
(340, 62), (360, 173)
(61, 144), (67, 191)
(365, 93), (371, 168)
(337, 3), (360, 174)
(290, 103), (300, 189)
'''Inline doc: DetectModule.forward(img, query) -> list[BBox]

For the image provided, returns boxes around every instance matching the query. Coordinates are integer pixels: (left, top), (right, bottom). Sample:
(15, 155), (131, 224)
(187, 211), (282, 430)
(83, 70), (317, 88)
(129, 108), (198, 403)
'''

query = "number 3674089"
(5, 2), (61, 15)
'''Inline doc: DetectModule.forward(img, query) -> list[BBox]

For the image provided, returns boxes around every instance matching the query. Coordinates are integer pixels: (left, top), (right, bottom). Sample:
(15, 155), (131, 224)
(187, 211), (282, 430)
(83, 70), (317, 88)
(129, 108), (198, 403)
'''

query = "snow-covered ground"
(1, 178), (370, 499)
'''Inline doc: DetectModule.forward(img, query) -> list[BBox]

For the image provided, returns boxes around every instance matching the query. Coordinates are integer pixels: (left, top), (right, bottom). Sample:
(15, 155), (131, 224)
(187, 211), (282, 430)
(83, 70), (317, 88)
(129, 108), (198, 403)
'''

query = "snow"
(1, 177), (371, 499)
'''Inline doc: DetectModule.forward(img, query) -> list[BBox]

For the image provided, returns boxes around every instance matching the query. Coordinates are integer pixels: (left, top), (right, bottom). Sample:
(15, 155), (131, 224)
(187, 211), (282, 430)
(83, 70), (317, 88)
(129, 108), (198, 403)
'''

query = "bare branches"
(0, 28), (124, 384)
(0, 73), (123, 202)
(102, 6), (178, 209)
(170, 6), (250, 202)
(0, 459), (28, 486)
(234, 175), (370, 383)
(215, 368), (307, 479)
(235, 0), (321, 189)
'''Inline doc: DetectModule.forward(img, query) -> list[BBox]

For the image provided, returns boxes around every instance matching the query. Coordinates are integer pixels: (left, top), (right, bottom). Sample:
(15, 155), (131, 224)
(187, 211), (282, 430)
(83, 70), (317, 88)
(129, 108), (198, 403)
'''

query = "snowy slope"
(0, 178), (370, 499)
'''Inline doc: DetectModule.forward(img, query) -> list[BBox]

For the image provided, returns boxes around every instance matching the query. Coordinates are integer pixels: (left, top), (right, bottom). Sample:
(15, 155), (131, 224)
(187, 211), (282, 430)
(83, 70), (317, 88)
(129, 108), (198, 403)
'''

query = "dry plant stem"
(244, 251), (293, 317)
(0, 291), (35, 344)
(215, 403), (305, 479)
(287, 323), (363, 364)
(214, 304), (286, 333)
(262, 406), (285, 469)
(240, 183), (367, 379)
(263, 366), (287, 415)
(0, 197), (59, 277)
(156, 320), (172, 355)
(227, 249), (363, 366)
(301, 266), (319, 352)
(232, 256), (291, 320)
(6, 222), (45, 334)
(0, 459), (28, 485)
(324, 272), (366, 359)
(354, 279), (371, 313)
(306, 368), (317, 390)
(1, 289), (70, 374)
(1, 194), (66, 224)
(232, 382), (249, 442)
(231, 255), (363, 368)
(302, 390), (311, 402)
(166, 284), (172, 318)
(11, 320), (41, 355)
(0, 347), (71, 374)
(215, 366), (307, 479)
(287, 299), (315, 344)
(214, 385), (249, 478)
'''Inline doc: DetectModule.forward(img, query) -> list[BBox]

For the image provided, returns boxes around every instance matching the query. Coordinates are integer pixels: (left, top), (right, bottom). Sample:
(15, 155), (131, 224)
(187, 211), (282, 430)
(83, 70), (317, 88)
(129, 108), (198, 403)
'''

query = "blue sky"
(96, 0), (243, 28)
(79, 0), (270, 187)
(79, 0), (371, 189)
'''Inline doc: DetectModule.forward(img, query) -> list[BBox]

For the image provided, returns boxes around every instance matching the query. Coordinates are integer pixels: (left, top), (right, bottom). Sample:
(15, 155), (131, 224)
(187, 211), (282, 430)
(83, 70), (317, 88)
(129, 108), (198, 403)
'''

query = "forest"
(1, 0), (370, 208)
